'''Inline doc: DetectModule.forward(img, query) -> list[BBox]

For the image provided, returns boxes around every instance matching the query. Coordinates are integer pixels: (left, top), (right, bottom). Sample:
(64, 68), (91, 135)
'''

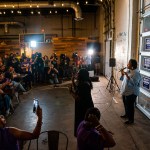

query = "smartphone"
(33, 99), (39, 113)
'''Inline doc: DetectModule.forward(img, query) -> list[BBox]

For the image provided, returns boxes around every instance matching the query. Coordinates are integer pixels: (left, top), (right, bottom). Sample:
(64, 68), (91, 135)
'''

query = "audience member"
(50, 53), (58, 69)
(70, 68), (94, 137)
(77, 107), (116, 150)
(48, 64), (59, 85)
(0, 76), (12, 116)
(4, 67), (27, 94)
(0, 106), (42, 150)
(43, 55), (50, 82)
(34, 53), (44, 83)
(21, 58), (32, 89)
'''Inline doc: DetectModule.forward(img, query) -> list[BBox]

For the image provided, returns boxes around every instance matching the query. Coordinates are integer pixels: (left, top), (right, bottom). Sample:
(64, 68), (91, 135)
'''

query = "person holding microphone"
(120, 59), (141, 124)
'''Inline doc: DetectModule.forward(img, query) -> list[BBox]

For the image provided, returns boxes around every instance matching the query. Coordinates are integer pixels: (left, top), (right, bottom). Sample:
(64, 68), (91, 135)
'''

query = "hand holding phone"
(33, 99), (39, 113)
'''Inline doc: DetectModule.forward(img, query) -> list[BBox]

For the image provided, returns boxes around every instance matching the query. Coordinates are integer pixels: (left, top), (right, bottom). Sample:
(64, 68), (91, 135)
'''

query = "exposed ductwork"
(0, 1), (83, 21)
(0, 22), (24, 33)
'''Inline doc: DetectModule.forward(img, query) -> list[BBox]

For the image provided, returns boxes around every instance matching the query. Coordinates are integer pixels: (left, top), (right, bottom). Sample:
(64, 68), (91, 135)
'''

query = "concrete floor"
(7, 76), (150, 150)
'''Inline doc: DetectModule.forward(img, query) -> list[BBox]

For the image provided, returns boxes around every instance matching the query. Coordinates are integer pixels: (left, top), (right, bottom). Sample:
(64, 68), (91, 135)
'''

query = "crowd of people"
(0, 51), (141, 149)
(0, 51), (100, 117)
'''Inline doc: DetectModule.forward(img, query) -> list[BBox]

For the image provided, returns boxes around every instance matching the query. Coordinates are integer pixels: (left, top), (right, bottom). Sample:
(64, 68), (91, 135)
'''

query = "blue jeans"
(0, 94), (11, 113)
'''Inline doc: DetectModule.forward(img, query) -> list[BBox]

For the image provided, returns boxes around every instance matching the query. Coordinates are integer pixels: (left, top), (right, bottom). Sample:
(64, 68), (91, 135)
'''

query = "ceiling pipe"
(0, 22), (24, 33)
(0, 1), (83, 21)
(0, 22), (24, 27)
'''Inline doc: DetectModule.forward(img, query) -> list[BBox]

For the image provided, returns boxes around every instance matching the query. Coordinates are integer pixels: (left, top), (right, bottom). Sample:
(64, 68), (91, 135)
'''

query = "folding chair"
(36, 130), (69, 150)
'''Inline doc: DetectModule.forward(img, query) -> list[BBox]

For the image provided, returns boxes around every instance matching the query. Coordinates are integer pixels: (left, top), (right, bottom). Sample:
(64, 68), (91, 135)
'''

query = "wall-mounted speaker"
(109, 58), (116, 67)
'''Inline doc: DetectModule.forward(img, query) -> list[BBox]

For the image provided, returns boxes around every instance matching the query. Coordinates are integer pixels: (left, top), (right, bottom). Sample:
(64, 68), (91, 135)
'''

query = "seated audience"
(0, 78), (12, 116)
(0, 65), (7, 74)
(4, 67), (27, 93)
(0, 106), (42, 150)
(77, 107), (116, 150)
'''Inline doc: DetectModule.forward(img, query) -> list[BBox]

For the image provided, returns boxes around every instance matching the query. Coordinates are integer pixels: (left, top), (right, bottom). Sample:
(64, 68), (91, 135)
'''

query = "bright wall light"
(88, 49), (94, 55)
(30, 41), (36, 48)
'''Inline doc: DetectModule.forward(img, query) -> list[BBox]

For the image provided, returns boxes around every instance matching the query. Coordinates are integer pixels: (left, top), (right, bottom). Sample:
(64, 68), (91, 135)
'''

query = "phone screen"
(33, 99), (39, 113)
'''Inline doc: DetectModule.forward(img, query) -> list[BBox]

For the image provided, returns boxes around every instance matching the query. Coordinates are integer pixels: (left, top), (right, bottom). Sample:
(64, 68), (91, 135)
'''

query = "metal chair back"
(37, 130), (68, 150)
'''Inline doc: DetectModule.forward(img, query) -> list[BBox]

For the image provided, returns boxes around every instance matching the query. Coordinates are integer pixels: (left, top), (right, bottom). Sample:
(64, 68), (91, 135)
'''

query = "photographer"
(50, 53), (58, 69)
(48, 64), (59, 86)
(34, 53), (44, 83)
(0, 106), (42, 150)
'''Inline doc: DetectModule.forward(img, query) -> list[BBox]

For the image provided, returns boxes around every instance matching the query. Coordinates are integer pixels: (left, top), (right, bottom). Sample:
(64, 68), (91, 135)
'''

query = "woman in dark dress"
(70, 68), (94, 137)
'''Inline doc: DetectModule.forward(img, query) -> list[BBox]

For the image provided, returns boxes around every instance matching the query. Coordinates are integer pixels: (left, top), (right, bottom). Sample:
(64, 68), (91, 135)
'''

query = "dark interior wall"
(0, 12), (99, 37)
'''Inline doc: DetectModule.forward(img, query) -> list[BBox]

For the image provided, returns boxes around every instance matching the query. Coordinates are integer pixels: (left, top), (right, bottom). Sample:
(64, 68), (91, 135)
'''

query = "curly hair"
(84, 107), (101, 121)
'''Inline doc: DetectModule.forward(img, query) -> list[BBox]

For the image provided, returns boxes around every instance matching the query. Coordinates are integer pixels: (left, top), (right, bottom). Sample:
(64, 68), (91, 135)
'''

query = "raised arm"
(8, 106), (42, 140)
(88, 114), (116, 148)
(96, 124), (116, 148)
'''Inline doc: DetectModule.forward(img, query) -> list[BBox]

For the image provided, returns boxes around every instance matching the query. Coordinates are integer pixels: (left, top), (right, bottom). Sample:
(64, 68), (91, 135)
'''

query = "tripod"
(106, 67), (120, 93)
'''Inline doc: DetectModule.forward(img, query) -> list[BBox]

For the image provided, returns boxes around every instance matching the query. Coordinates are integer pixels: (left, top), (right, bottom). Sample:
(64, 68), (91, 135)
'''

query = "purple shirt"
(0, 127), (19, 150)
(77, 121), (104, 150)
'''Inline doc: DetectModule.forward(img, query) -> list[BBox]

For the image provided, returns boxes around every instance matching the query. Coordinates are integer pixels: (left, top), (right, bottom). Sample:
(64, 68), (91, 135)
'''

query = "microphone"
(119, 67), (127, 72)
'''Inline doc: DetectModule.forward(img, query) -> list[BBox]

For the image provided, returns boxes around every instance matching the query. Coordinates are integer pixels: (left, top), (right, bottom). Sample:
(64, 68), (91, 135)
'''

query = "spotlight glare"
(88, 49), (94, 55)
(30, 41), (36, 48)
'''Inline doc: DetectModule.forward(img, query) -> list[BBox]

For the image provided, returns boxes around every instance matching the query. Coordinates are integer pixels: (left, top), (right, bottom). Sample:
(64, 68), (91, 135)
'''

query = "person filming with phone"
(0, 106), (42, 150)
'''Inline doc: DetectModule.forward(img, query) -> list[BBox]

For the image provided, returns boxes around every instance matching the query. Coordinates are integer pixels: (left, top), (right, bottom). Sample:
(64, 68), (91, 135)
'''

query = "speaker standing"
(120, 59), (141, 125)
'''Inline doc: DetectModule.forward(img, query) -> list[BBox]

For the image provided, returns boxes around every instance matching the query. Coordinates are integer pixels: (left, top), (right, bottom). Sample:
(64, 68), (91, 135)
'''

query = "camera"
(33, 99), (39, 113)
